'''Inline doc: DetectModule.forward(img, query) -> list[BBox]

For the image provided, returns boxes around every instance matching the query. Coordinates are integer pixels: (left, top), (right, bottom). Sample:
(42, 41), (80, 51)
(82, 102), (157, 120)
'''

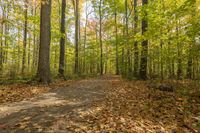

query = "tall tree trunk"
(32, 1), (37, 73)
(28, 35), (31, 73)
(59, 0), (66, 76)
(125, 0), (131, 78)
(95, 23), (100, 73)
(167, 26), (172, 78)
(187, 3), (196, 79)
(83, 18), (87, 74)
(78, 7), (82, 74)
(114, 3), (119, 75)
(187, 53), (193, 79)
(121, 18), (126, 76)
(176, 19), (182, 80)
(17, 28), (21, 74)
(0, 13), (4, 73)
(133, 0), (139, 78)
(187, 42), (193, 79)
(83, 1), (90, 74)
(99, 0), (103, 75)
(74, 0), (79, 74)
(32, 1), (39, 73)
(22, 0), (28, 75)
(160, 39), (164, 80)
(38, 0), (52, 84)
(4, 7), (8, 64)
(139, 0), (148, 80)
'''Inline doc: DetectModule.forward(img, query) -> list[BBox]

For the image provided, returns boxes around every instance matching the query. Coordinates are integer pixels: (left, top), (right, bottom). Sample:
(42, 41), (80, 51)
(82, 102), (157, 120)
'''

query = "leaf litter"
(0, 76), (199, 132)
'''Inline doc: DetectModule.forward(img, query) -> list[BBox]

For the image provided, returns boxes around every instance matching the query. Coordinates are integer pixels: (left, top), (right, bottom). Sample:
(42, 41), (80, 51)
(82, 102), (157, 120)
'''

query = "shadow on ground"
(0, 78), (109, 132)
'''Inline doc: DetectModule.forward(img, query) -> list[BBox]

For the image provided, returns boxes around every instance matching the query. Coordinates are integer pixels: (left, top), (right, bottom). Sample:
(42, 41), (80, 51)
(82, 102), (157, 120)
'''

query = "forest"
(0, 0), (200, 132)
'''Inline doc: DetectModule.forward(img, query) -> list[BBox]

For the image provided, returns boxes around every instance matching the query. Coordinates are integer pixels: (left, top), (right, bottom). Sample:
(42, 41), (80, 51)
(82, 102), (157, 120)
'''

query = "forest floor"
(0, 75), (200, 132)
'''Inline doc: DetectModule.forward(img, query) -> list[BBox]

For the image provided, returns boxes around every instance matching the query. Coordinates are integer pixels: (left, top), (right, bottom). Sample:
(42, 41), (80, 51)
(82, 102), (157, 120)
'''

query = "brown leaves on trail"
(43, 79), (200, 132)
(0, 84), (50, 104)
(49, 79), (74, 88)
(80, 80), (200, 132)
(0, 80), (74, 104)
(0, 78), (199, 132)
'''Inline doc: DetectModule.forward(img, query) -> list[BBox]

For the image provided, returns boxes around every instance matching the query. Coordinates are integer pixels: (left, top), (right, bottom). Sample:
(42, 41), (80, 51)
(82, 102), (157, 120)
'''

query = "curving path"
(0, 76), (120, 132)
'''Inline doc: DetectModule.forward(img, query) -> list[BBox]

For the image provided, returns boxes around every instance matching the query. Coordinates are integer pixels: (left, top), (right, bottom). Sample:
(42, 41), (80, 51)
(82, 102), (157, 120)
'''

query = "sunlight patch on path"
(0, 93), (67, 119)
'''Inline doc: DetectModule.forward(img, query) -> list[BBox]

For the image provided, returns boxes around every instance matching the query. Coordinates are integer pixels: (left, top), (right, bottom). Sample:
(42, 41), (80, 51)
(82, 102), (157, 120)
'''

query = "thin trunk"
(176, 20), (182, 80)
(0, 14), (4, 73)
(139, 0), (148, 80)
(187, 4), (196, 79)
(172, 57), (175, 77)
(59, 0), (66, 76)
(133, 0), (139, 78)
(28, 35), (31, 73)
(114, 5), (119, 75)
(4, 8), (8, 64)
(78, 7), (81, 74)
(83, 17), (87, 74)
(32, 0), (37, 73)
(74, 0), (79, 74)
(167, 27), (172, 78)
(125, 0), (131, 78)
(121, 18), (126, 76)
(99, 0), (103, 75)
(105, 46), (108, 74)
(22, 0), (28, 75)
(54, 48), (57, 69)
(83, 1), (90, 74)
(187, 43), (193, 79)
(160, 39), (164, 80)
(17, 29), (21, 74)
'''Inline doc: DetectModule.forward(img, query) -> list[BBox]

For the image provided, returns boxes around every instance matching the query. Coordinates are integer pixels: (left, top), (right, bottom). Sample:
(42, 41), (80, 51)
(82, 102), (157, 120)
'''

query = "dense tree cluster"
(0, 0), (199, 83)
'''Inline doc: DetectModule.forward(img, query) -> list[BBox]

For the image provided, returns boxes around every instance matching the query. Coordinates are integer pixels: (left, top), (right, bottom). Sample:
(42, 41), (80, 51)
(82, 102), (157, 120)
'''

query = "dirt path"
(1, 76), (199, 132)
(0, 76), (119, 132)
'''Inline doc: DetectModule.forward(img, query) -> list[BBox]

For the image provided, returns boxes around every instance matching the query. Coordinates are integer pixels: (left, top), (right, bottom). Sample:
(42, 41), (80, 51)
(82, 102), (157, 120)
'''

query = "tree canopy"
(0, 0), (199, 81)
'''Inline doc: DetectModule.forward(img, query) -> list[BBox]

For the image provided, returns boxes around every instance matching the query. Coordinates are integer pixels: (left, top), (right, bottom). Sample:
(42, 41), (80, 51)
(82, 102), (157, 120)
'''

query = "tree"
(83, 0), (92, 74)
(58, 0), (66, 76)
(99, 0), (103, 75)
(74, 0), (79, 74)
(22, 0), (28, 75)
(0, 0), (200, 80)
(114, 0), (119, 75)
(139, 0), (148, 80)
(0, 2), (5, 73)
(186, 0), (196, 79)
(133, 0), (138, 78)
(125, 0), (131, 78)
(37, 0), (52, 83)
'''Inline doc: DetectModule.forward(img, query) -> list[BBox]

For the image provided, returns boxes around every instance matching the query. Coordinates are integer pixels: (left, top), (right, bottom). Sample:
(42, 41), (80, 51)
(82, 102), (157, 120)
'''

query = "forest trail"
(0, 76), (199, 132)
(0, 76), (120, 132)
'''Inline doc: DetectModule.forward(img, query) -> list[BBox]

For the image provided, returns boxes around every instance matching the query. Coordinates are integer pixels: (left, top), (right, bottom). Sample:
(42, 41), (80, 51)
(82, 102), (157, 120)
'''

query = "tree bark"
(99, 0), (103, 75)
(125, 0), (131, 78)
(139, 0), (148, 80)
(32, 1), (37, 73)
(59, 0), (66, 76)
(38, 0), (52, 84)
(0, 10), (4, 73)
(22, 0), (28, 75)
(160, 39), (164, 80)
(83, 1), (89, 74)
(133, 0), (139, 77)
(114, 8), (119, 75)
(176, 19), (182, 80)
(74, 0), (79, 74)
(187, 42), (193, 79)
